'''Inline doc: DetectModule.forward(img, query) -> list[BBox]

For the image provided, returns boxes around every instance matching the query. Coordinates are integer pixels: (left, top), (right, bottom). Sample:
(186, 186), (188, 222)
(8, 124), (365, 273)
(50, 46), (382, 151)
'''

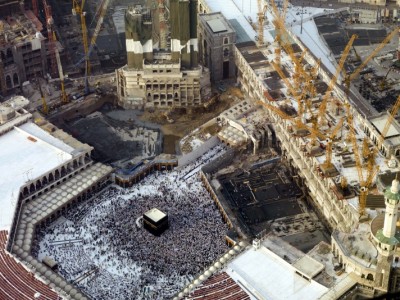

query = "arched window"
(6, 75), (12, 89)
(13, 73), (19, 86)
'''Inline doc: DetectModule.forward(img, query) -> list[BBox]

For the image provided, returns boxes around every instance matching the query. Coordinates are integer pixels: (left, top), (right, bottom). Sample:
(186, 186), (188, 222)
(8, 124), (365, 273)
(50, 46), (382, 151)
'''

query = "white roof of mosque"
(226, 240), (329, 300)
(0, 122), (73, 231)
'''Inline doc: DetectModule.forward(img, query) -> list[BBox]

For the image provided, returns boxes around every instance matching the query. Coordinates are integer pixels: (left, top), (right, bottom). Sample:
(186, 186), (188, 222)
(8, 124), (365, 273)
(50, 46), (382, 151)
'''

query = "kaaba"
(143, 208), (169, 236)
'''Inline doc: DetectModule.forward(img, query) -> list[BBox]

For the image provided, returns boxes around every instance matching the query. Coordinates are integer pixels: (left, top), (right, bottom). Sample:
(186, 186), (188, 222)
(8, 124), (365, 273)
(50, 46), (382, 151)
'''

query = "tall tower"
(158, 0), (167, 49)
(169, 0), (199, 68)
(170, 0), (181, 62)
(189, 0), (198, 68)
(374, 176), (400, 291)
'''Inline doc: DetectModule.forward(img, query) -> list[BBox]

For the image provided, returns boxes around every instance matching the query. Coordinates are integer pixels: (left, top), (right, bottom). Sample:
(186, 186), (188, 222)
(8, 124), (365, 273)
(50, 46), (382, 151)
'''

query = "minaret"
(374, 175), (400, 291)
(383, 177), (400, 238)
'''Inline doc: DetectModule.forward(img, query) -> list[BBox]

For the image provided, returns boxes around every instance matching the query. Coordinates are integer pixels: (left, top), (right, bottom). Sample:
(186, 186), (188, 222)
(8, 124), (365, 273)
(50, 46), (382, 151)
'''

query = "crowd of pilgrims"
(33, 146), (229, 299)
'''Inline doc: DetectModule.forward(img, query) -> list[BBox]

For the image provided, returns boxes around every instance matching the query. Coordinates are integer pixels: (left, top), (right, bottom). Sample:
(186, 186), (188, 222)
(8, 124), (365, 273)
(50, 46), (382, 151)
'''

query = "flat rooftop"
(200, 12), (236, 35)
(226, 241), (329, 299)
(370, 112), (400, 139)
(0, 122), (73, 231)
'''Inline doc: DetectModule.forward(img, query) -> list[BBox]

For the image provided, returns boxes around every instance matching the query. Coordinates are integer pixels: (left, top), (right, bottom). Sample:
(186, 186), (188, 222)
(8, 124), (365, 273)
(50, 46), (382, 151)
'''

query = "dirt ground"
(140, 87), (244, 152)
(49, 86), (243, 156)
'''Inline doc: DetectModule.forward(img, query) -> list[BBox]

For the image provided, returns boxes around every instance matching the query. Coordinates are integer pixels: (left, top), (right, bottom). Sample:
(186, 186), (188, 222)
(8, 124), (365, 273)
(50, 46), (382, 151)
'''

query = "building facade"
(0, 10), (48, 96)
(198, 12), (236, 82)
(116, 2), (210, 109)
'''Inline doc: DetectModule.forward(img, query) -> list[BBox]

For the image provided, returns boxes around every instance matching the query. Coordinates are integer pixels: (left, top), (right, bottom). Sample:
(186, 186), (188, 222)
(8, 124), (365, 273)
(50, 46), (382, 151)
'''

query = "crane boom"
(323, 117), (345, 168)
(53, 32), (68, 104)
(271, 61), (303, 115)
(43, 0), (57, 77)
(90, 0), (110, 47)
(73, 0), (110, 94)
(381, 94), (400, 139)
(319, 34), (357, 118)
(257, 0), (264, 46)
(346, 28), (398, 86)
(36, 74), (48, 115)
(348, 119), (364, 184)
(257, 101), (326, 139)
(377, 95), (400, 151)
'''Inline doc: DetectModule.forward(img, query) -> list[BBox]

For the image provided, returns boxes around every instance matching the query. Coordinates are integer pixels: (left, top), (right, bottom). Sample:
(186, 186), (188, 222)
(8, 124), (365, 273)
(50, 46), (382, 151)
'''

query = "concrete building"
(116, 2), (211, 109)
(0, 9), (48, 95)
(217, 99), (273, 153)
(198, 12), (236, 82)
(197, 0), (400, 296)
(0, 96), (113, 300)
(351, 7), (379, 23)
(362, 112), (400, 159)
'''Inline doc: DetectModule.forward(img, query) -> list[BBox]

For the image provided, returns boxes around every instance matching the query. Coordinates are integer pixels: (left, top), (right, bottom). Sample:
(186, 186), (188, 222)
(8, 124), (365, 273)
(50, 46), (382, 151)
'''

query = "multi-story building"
(198, 12), (236, 82)
(0, 9), (48, 96)
(116, 1), (211, 109)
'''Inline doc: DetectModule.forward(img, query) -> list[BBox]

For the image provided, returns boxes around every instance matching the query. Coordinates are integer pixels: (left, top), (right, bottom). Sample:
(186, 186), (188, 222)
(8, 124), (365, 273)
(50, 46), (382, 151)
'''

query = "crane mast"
(53, 32), (68, 104)
(73, 0), (110, 95)
(43, 0), (57, 78)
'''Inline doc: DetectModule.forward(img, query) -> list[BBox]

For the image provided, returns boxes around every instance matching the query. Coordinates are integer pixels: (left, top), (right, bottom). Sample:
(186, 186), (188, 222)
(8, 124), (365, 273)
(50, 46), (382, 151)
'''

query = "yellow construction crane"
(270, 0), (307, 84)
(270, 0), (289, 64)
(348, 113), (379, 216)
(375, 95), (400, 157)
(257, 100), (326, 140)
(341, 176), (348, 190)
(72, 0), (110, 94)
(53, 31), (68, 104)
(362, 137), (369, 160)
(72, 0), (89, 76)
(344, 28), (399, 93)
(318, 34), (357, 120)
(322, 117), (345, 170)
(257, 0), (268, 46)
(271, 61), (304, 117)
(310, 58), (320, 80)
(36, 74), (48, 115)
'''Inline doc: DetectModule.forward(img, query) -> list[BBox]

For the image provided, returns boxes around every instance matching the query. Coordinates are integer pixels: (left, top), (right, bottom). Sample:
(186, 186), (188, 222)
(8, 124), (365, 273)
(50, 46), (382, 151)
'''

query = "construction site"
(4, 0), (400, 299)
